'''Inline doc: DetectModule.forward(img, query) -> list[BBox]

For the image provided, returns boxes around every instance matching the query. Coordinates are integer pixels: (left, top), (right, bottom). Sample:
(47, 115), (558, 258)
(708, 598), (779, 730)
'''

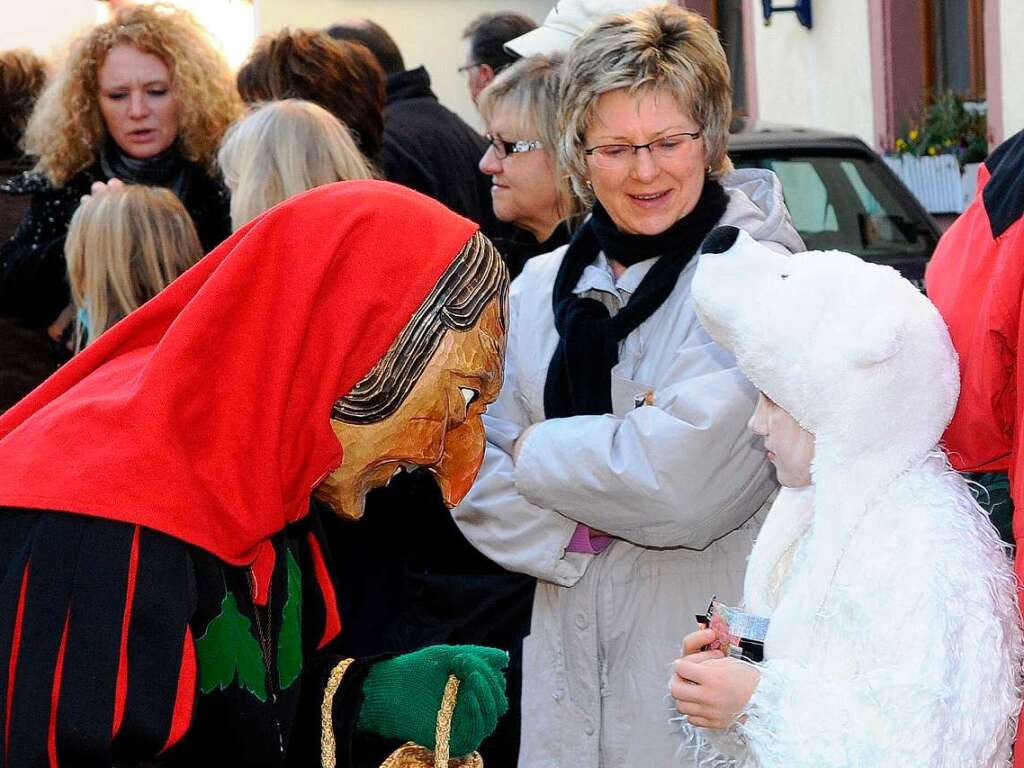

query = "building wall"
(751, 0), (876, 146)
(0, 0), (96, 58)
(998, 0), (1024, 140)
(254, 0), (553, 130)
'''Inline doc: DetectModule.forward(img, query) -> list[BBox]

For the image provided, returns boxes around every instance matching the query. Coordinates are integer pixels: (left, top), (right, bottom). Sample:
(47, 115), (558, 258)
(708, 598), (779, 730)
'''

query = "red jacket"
(926, 130), (1024, 765)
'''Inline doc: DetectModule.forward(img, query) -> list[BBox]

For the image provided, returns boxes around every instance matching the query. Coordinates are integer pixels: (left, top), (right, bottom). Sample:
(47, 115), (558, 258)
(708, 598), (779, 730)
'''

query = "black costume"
(0, 507), (395, 767)
(0, 181), (509, 768)
(328, 474), (533, 768)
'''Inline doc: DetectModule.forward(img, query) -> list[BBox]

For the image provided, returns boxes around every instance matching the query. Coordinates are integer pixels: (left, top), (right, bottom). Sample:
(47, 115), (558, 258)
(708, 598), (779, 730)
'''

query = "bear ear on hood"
(700, 226), (742, 255)
(851, 311), (904, 368)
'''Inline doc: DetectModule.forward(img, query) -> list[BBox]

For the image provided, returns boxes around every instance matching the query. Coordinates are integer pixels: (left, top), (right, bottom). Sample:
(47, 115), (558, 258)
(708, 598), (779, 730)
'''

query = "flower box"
(883, 154), (966, 214)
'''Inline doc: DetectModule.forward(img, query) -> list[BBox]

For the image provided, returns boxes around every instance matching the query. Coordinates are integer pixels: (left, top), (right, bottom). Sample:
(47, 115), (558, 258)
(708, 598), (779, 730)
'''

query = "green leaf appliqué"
(277, 549), (303, 689)
(196, 590), (268, 702)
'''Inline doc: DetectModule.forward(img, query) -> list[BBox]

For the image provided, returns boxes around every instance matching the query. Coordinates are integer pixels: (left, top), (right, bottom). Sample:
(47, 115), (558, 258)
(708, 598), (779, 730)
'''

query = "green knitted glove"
(357, 644), (509, 757)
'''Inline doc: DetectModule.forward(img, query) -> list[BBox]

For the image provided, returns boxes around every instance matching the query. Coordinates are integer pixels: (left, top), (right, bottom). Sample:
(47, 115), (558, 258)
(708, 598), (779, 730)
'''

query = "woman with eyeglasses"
(453, 6), (802, 766)
(477, 53), (578, 278)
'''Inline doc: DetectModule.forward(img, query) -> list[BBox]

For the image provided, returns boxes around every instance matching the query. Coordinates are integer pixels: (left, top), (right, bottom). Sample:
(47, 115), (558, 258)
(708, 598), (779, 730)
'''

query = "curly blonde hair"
(24, 4), (242, 186)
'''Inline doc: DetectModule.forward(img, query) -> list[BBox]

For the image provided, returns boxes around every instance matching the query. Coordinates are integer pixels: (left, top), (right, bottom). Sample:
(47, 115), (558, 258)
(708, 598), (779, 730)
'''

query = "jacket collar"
(386, 66), (437, 106)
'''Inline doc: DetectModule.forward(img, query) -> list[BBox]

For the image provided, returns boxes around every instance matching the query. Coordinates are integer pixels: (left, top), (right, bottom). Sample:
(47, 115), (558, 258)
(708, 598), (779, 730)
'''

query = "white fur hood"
(691, 226), (959, 492)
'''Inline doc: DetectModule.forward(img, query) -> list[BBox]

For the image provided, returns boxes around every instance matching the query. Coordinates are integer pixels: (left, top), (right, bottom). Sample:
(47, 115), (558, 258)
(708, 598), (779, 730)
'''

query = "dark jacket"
(327, 471), (533, 768)
(0, 161), (231, 328)
(377, 67), (509, 242)
(491, 221), (573, 280)
(0, 155), (32, 247)
(0, 156), (56, 411)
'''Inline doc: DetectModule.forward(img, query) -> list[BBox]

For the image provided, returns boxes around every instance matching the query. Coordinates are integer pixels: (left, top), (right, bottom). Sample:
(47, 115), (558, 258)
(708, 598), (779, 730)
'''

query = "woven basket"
(379, 676), (484, 768)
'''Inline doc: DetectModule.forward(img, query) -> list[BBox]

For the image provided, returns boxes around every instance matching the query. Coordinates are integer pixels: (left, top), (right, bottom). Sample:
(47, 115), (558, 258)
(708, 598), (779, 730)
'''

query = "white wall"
(0, 0), (97, 59)
(999, 0), (1024, 139)
(752, 0), (876, 145)
(255, 0), (553, 130)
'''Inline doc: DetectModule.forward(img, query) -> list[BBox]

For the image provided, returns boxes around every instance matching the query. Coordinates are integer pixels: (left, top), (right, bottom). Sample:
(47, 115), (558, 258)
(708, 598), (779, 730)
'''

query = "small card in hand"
(694, 597), (768, 663)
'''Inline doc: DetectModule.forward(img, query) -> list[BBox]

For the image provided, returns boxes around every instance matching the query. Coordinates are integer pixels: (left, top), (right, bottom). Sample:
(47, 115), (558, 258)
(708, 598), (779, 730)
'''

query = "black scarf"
(543, 177), (728, 418)
(100, 140), (190, 200)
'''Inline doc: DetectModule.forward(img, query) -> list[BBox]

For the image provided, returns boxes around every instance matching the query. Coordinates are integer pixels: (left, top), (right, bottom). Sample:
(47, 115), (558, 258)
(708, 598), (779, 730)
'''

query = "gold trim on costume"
(321, 657), (355, 768)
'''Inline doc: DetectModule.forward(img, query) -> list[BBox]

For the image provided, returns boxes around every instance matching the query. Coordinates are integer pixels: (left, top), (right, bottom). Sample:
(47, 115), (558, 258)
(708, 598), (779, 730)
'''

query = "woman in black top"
(0, 5), (240, 330)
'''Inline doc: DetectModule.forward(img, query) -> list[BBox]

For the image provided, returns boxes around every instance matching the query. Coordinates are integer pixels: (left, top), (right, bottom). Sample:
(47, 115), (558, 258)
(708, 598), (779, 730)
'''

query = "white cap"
(504, 0), (661, 58)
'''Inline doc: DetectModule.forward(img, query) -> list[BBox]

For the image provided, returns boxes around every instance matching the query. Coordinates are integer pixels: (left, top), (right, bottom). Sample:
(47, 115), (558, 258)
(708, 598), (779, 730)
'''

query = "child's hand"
(80, 178), (125, 204)
(670, 657), (760, 730)
(681, 628), (719, 658)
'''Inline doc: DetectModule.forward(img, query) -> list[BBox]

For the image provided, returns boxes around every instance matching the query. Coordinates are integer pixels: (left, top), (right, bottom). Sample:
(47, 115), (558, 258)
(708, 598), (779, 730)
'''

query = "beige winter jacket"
(453, 169), (804, 768)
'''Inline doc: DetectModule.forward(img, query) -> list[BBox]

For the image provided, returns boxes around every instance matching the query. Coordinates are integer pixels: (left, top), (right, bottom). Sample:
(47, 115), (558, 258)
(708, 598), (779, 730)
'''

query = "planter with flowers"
(883, 91), (988, 214)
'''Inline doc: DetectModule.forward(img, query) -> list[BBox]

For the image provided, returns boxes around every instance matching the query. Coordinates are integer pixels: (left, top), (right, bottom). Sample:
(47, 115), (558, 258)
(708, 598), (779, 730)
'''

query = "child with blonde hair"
(65, 182), (203, 351)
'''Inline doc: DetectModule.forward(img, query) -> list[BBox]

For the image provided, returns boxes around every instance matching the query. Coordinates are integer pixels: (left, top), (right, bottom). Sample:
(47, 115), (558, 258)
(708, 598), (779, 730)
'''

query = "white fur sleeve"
(696, 581), (1015, 765)
(736, 658), (945, 767)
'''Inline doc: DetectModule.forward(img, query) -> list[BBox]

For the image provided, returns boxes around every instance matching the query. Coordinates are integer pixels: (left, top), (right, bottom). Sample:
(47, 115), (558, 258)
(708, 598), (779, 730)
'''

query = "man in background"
(327, 19), (503, 240)
(503, 0), (655, 57)
(460, 12), (536, 104)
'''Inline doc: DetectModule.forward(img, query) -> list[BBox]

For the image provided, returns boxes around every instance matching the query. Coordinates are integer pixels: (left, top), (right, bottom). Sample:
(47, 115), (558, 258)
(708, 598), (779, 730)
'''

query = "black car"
(729, 120), (940, 287)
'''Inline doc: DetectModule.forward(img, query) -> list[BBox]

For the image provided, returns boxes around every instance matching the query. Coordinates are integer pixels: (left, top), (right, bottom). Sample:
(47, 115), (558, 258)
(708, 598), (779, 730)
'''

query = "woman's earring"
(585, 180), (593, 189)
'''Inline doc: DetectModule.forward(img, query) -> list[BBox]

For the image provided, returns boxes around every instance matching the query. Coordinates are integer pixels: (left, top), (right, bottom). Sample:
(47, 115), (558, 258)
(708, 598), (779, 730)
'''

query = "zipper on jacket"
(247, 569), (286, 756)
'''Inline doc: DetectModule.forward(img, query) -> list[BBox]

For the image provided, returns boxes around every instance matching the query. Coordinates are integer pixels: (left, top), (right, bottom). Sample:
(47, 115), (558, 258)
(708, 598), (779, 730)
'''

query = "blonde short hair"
(218, 99), (377, 231)
(24, 4), (241, 186)
(65, 185), (203, 350)
(559, 5), (733, 207)
(478, 53), (580, 221)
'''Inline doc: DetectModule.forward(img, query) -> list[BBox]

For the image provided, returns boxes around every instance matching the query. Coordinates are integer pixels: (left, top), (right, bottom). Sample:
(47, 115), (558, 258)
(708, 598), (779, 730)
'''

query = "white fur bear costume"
(678, 227), (1022, 767)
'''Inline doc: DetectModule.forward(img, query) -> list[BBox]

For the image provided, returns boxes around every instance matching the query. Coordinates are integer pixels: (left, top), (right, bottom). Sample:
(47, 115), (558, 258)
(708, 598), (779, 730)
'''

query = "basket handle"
(433, 674), (460, 768)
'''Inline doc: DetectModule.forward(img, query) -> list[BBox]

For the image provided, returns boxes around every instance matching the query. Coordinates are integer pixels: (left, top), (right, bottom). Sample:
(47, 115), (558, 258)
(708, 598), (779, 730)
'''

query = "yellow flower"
(896, 139), (908, 151)
(909, 129), (920, 141)
(927, 146), (937, 156)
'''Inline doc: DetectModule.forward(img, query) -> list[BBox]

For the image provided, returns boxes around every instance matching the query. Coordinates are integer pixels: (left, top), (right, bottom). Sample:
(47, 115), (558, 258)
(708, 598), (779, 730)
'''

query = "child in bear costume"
(670, 226), (1022, 767)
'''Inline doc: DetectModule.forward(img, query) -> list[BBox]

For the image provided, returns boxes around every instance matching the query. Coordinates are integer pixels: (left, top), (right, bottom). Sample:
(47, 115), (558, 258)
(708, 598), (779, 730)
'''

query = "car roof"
(727, 117), (874, 155)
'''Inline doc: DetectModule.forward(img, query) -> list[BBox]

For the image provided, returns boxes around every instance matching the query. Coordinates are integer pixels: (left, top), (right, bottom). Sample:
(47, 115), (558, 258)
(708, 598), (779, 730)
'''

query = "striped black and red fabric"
(0, 506), (387, 768)
(0, 511), (195, 766)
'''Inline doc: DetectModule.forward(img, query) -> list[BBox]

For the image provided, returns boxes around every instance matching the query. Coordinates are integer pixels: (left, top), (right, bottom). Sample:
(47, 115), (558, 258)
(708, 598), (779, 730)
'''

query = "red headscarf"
(0, 180), (478, 567)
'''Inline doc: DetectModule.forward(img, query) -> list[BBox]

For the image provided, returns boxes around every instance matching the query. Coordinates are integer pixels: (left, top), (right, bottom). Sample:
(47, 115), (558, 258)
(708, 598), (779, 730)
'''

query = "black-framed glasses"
(457, 62), (483, 74)
(485, 134), (544, 159)
(584, 131), (702, 169)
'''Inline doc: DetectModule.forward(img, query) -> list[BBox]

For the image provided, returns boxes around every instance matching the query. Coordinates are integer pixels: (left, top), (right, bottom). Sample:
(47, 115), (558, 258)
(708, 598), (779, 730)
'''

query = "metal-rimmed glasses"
(457, 62), (483, 74)
(485, 134), (544, 159)
(584, 131), (702, 169)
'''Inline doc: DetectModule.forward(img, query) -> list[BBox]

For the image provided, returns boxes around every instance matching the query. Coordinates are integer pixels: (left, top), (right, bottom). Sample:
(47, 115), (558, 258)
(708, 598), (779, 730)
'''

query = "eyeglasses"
(584, 131), (702, 169)
(457, 62), (483, 74)
(485, 134), (544, 159)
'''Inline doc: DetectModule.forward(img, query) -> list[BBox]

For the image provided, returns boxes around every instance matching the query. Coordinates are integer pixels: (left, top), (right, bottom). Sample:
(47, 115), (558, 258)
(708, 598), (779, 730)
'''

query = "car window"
(840, 161), (883, 215)
(767, 161), (838, 233)
(732, 154), (934, 268)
